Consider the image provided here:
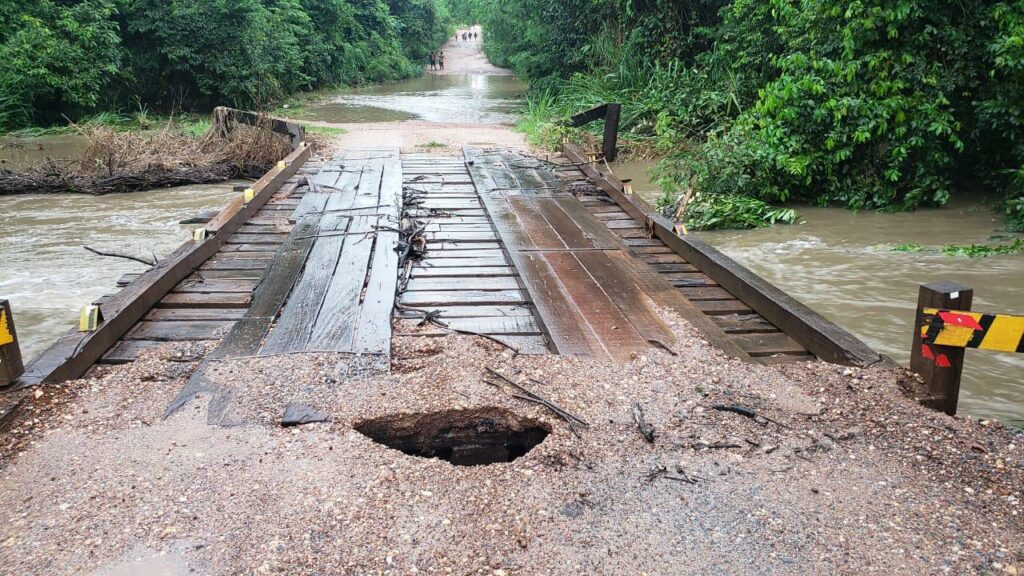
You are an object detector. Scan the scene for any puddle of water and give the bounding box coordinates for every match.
[0,183,243,362]
[292,74,527,125]
[610,159,1024,423]
[0,133,90,171]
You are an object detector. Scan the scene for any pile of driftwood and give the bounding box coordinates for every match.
[0,116,291,196]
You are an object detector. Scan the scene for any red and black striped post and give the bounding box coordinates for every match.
[911,282,972,415]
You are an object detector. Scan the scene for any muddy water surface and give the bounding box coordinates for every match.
[0,133,90,171]
[612,160,1024,423]
[290,74,527,125]
[0,184,242,361]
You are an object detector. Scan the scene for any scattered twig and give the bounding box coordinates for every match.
[646,338,677,356]
[712,403,791,429]
[484,368,589,435]
[631,402,656,443]
[83,246,157,266]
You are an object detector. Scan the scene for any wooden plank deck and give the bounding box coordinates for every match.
[464,147,747,361]
[397,154,549,355]
[552,149,820,364]
[259,148,403,357]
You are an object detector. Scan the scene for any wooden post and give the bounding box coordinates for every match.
[911,282,972,415]
[602,103,621,162]
[0,300,25,387]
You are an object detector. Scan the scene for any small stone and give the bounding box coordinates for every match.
[281,404,330,427]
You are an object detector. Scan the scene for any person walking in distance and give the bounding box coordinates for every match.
[437,50,445,71]
[428,51,436,71]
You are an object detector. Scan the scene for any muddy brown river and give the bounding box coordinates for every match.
[614,160,1024,424]
[0,184,241,360]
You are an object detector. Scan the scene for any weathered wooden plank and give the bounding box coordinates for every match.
[397,316,541,335]
[424,249,505,259]
[126,321,235,341]
[159,293,251,309]
[733,332,808,357]
[195,269,265,280]
[308,151,389,352]
[406,277,521,292]
[351,153,403,355]
[541,252,649,361]
[416,257,509,268]
[208,216,320,358]
[508,196,565,250]
[145,308,247,322]
[411,266,515,278]
[678,287,734,301]
[711,314,779,334]
[225,233,288,245]
[261,157,362,354]
[693,300,755,316]
[424,231,498,242]
[394,305,534,318]
[200,258,272,271]
[400,290,529,306]
[173,278,258,294]
[573,250,675,348]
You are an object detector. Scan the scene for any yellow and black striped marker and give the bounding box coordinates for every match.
[921,308,1024,353]
[79,305,104,332]
[0,309,13,346]
[193,228,207,242]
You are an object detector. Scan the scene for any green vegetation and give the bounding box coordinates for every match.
[0,0,452,132]
[461,0,1024,231]
[415,141,446,148]
[305,125,348,137]
[892,239,1024,257]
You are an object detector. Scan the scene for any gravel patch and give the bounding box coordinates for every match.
[0,313,1021,575]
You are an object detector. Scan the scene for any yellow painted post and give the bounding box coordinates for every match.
[0,300,25,387]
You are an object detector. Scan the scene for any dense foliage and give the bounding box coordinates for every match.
[0,0,451,129]
[464,0,1024,230]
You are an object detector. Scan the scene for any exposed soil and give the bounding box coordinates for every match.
[0,310,1021,575]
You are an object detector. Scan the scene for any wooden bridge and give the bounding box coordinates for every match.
[0,124,887,422]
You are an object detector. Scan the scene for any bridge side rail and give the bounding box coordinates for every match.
[561,141,887,368]
[16,143,312,388]
[213,106,306,150]
[565,103,621,162]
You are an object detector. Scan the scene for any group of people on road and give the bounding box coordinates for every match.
[459,31,479,41]
[428,50,445,70]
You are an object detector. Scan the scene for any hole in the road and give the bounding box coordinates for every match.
[355,408,549,466]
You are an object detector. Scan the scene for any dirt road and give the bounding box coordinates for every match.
[1,28,1022,576]
[431,26,511,76]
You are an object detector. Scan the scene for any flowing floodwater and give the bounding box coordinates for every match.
[0,133,90,171]
[0,184,242,361]
[288,74,527,125]
[612,159,1024,424]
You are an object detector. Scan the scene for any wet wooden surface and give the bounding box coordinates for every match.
[551,153,816,364]
[397,154,549,355]
[465,147,727,361]
[260,148,403,357]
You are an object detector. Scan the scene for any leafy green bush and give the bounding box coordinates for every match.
[0,0,450,130]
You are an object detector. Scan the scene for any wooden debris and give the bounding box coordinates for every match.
[631,401,656,442]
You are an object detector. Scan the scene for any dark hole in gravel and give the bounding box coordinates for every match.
[355,408,549,466]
